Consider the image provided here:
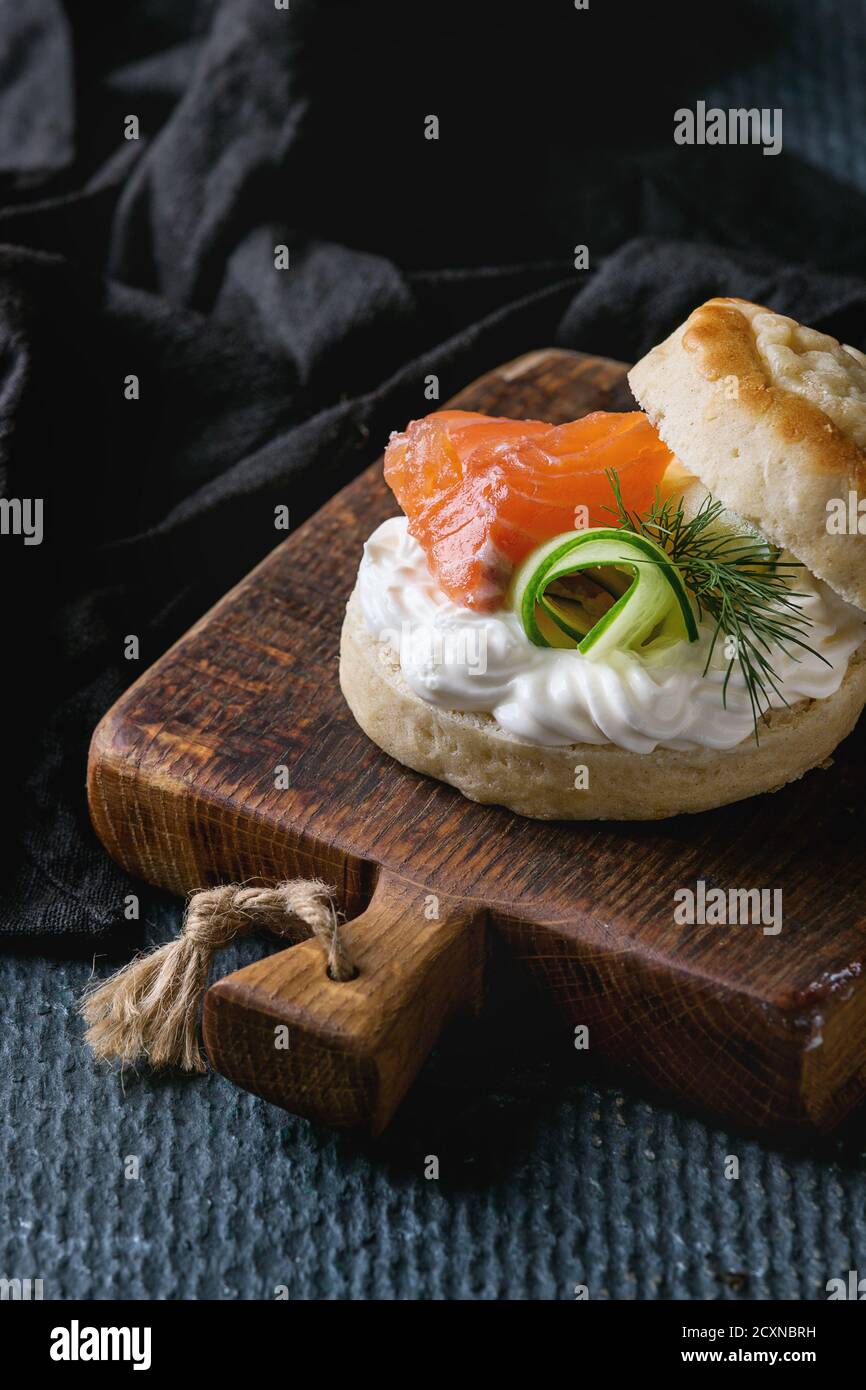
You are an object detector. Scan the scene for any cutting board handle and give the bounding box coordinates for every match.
[202,870,486,1132]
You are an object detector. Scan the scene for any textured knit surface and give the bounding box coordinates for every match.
[4,0,866,1301]
[4,904,866,1300]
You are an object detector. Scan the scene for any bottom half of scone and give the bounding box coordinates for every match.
[339,587,866,821]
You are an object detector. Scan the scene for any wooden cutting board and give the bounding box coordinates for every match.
[88,348,866,1137]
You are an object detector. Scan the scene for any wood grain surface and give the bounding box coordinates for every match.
[88,348,866,1136]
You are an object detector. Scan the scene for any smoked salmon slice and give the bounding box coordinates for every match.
[383,409,673,611]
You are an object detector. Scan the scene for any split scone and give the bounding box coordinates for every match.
[340,299,866,819]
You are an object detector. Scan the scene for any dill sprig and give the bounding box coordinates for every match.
[604,469,828,740]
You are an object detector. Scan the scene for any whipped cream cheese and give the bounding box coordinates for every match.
[357,517,866,753]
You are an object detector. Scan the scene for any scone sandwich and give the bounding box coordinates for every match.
[340,298,866,819]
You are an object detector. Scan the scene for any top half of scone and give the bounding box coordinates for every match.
[629,296,866,611]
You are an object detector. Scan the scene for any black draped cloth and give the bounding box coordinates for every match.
[5,0,866,940]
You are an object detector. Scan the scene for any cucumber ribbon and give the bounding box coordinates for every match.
[509,527,698,659]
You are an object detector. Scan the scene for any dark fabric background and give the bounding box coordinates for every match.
[3,0,866,1301]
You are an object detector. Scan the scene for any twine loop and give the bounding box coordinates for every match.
[80,878,356,1073]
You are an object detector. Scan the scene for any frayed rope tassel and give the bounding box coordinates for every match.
[80,879,356,1073]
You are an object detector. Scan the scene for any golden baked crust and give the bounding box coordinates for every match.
[630,297,866,609]
[340,587,866,821]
